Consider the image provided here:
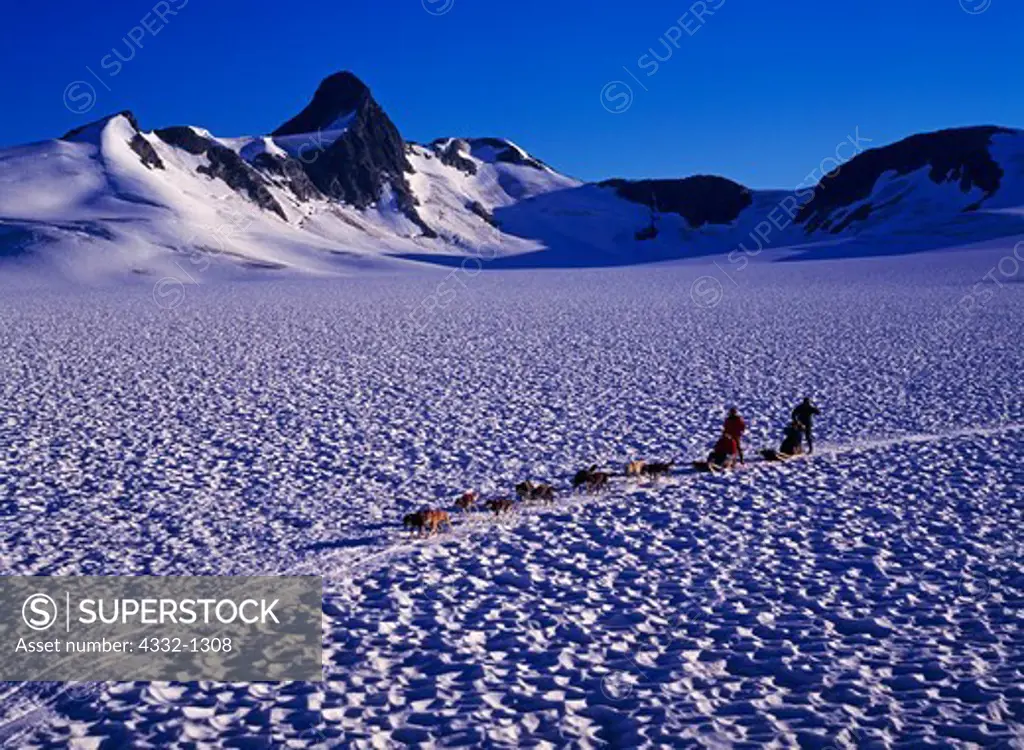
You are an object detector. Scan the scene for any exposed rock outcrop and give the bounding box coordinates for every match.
[601,176,753,228]
[199,146,287,220]
[466,200,497,226]
[128,135,164,170]
[795,126,1011,233]
[273,72,433,237]
[155,127,287,220]
[433,139,478,175]
[61,111,163,170]
[273,72,371,137]
[252,153,322,202]
[153,126,211,155]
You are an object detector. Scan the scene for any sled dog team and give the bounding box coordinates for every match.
[402,398,820,536]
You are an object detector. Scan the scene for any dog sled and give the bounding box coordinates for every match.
[691,459,730,473]
[760,448,802,462]
[692,447,809,472]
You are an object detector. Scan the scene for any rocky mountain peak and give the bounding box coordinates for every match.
[272,72,372,136]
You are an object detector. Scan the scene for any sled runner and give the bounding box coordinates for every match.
[692,460,734,473]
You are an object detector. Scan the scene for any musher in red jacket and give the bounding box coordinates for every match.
[708,432,739,470]
[723,407,746,464]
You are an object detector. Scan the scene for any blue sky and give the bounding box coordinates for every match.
[2,0,1021,187]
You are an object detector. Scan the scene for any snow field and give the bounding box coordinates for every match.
[0,247,1021,746]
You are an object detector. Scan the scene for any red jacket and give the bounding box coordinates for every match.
[724,414,746,442]
[714,434,738,456]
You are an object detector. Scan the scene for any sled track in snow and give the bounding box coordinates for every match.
[806,421,1024,457]
[308,420,1024,586]
[2,421,1020,743]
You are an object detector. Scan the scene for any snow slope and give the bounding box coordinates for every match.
[0,115,429,282]
[0,115,582,282]
[2,71,1024,281]
[0,245,1021,747]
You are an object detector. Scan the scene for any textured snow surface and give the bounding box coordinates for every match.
[0,248,1022,747]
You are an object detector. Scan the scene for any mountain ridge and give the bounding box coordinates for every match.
[1,71,1023,282]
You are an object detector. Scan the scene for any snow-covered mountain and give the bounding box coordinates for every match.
[1,71,1023,281]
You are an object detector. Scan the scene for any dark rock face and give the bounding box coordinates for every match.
[61,111,163,170]
[155,127,287,220]
[601,176,753,228]
[796,126,1012,233]
[408,209,438,239]
[252,153,322,202]
[273,71,433,237]
[273,72,370,137]
[305,99,412,208]
[433,139,477,175]
[466,200,497,226]
[153,126,211,155]
[198,146,287,221]
[494,149,546,171]
[128,134,164,170]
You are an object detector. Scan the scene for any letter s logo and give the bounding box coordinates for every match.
[23,594,58,631]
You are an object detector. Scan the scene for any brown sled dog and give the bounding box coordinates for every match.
[455,490,479,512]
[642,461,674,479]
[403,509,451,536]
[487,498,516,516]
[573,465,612,493]
[403,512,426,534]
[422,509,451,535]
[516,480,555,503]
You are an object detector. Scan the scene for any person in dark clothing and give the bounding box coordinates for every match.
[779,420,805,457]
[791,397,820,453]
[723,407,746,464]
